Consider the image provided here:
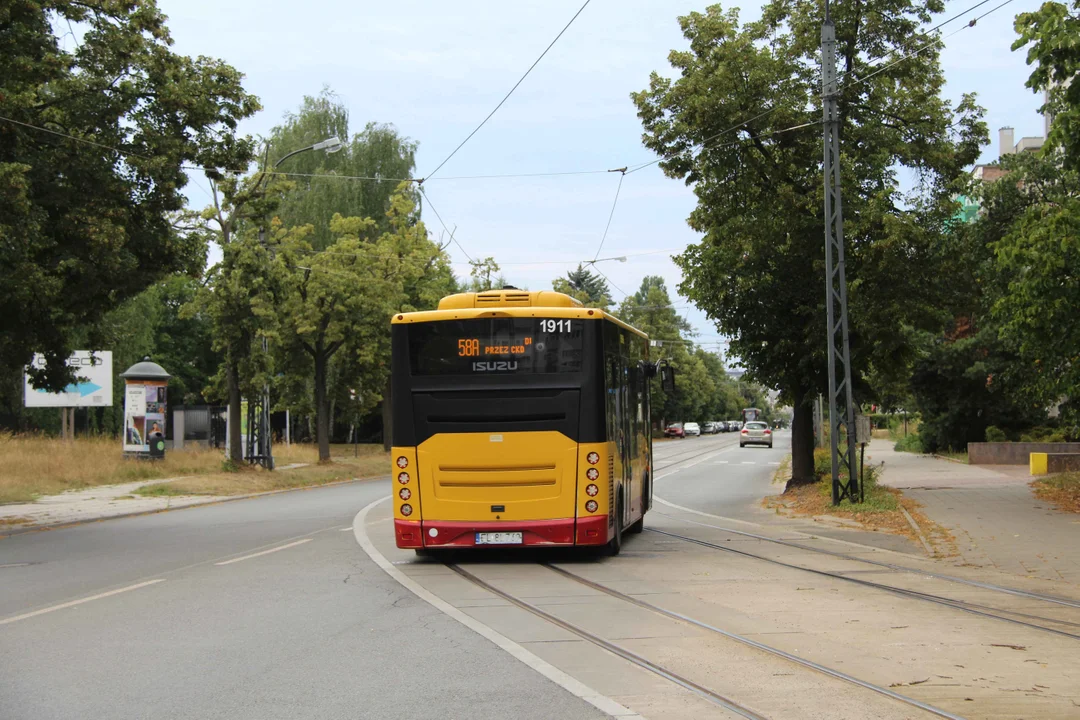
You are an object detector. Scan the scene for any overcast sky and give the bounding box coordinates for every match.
[155,0,1046,363]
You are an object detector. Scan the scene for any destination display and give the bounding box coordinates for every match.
[408,318,584,375]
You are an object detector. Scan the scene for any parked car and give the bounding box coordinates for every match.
[664,422,685,438]
[718,421,730,432]
[683,422,701,437]
[729,420,742,431]
[702,421,720,434]
[740,421,773,448]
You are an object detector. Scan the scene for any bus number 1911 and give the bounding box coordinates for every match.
[541,319,573,333]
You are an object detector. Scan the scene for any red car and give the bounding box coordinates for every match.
[664,423,686,438]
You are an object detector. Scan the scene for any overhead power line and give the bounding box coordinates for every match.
[590,168,628,261]
[418,186,474,263]
[423,0,593,181]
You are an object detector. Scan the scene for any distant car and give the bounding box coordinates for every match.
[684,422,701,437]
[740,421,773,448]
[718,421,730,432]
[702,421,719,434]
[664,423,685,439]
[730,420,742,431]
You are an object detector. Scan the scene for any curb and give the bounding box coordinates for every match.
[899,505,935,557]
[0,475,388,539]
[931,454,968,465]
[351,498,643,720]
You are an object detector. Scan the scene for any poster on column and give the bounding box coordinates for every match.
[124,381,167,452]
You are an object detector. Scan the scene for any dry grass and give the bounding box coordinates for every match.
[1032,473,1080,514]
[0,434,225,504]
[136,443,388,497]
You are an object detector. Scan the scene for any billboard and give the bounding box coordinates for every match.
[24,351,113,408]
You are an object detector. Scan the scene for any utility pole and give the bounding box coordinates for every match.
[821,2,860,503]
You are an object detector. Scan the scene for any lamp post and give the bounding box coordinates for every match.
[247,136,345,470]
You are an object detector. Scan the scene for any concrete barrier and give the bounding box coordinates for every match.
[1031,453,1080,475]
[969,442,1080,465]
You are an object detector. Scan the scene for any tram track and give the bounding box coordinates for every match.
[447,561,965,720]
[648,526,1080,641]
[650,510,1080,609]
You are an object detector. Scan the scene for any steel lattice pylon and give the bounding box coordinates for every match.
[821,14,860,504]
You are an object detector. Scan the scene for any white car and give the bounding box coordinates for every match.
[740,421,773,448]
[683,422,701,436]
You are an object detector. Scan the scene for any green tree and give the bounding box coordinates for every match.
[265,90,419,249]
[0,0,259,392]
[468,257,506,291]
[1014,0,1080,171]
[632,3,985,482]
[271,189,452,461]
[552,264,613,309]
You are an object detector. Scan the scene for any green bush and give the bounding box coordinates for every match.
[985,426,1007,442]
[894,433,923,453]
[813,447,831,481]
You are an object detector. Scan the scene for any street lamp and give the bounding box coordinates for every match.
[249,136,345,470]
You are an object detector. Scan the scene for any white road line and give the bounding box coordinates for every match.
[353,498,645,720]
[713,460,729,464]
[741,461,756,465]
[0,579,165,626]
[769,462,781,466]
[340,527,355,532]
[214,538,312,566]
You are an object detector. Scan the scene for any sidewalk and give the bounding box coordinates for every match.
[0,463,311,533]
[869,439,1080,585]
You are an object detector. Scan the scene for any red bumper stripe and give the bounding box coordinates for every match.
[395,516,610,548]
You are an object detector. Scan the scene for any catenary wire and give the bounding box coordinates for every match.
[418,186,474,263]
[423,0,593,181]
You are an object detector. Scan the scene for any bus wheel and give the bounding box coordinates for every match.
[627,515,644,534]
[606,499,623,556]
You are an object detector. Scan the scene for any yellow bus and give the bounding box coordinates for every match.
[389,288,670,555]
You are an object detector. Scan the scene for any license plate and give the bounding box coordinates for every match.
[475,532,523,545]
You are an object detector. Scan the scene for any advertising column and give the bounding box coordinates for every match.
[120,358,171,458]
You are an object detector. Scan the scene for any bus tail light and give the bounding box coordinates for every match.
[586,467,599,480]
[585,500,598,513]
[586,484,599,497]
[399,488,411,500]
[400,503,413,517]
[587,452,600,465]
[398,472,410,484]
[396,456,408,468]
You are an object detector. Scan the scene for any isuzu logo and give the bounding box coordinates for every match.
[472,361,518,372]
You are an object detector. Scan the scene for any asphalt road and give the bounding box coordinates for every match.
[0,481,607,720]
[653,429,788,523]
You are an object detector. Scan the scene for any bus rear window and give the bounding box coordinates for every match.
[408,318,584,375]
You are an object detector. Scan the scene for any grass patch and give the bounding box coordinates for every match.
[0,434,226,505]
[894,432,923,453]
[1032,473,1080,514]
[764,447,951,552]
[935,450,968,464]
[134,444,388,497]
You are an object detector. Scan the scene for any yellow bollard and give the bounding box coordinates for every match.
[1030,452,1048,476]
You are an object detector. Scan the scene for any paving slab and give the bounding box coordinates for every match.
[871,439,1080,584]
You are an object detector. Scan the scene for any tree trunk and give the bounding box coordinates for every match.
[227,360,242,464]
[788,398,816,488]
[314,351,331,463]
[381,376,392,451]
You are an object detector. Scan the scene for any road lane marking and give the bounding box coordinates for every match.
[214,538,312,566]
[353,499,644,720]
[769,462,781,466]
[741,461,755,465]
[713,460,729,464]
[0,579,165,626]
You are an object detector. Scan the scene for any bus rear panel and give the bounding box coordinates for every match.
[390,290,650,550]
